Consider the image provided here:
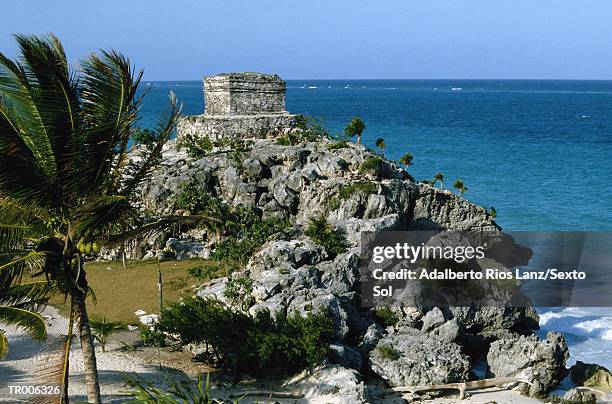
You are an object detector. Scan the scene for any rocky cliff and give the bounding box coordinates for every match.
[124,133,571,402]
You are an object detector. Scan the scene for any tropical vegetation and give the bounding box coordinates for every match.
[90,317,126,353]
[155,296,334,376]
[399,152,413,171]
[433,172,444,190]
[454,179,468,196]
[344,117,366,144]
[0,34,189,403]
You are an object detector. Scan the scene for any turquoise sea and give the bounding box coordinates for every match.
[139,80,612,368]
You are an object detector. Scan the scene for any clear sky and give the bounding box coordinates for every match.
[1,0,611,80]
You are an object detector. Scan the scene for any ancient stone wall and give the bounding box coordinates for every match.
[177,72,296,141]
[204,73,286,115]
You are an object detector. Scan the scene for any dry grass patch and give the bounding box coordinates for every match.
[48,259,228,324]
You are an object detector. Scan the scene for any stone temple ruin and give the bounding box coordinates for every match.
[177,72,296,141]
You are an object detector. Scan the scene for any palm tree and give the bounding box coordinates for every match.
[399,153,413,171]
[375,138,386,156]
[0,34,194,403]
[453,179,468,197]
[344,117,366,144]
[433,172,444,190]
[90,317,126,353]
[489,206,497,219]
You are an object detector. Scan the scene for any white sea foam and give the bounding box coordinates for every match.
[538,307,612,369]
[539,307,612,340]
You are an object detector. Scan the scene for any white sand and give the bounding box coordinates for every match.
[0,307,176,402]
[0,308,545,403]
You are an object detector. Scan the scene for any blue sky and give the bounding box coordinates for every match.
[1,0,611,80]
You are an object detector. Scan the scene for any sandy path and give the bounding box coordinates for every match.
[0,307,191,402]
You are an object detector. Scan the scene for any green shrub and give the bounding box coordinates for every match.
[177,132,214,158]
[373,307,399,327]
[211,216,290,263]
[358,156,384,177]
[305,217,349,258]
[187,264,227,281]
[338,181,377,200]
[276,115,328,145]
[175,181,291,263]
[377,344,401,361]
[126,374,224,403]
[139,327,166,348]
[327,197,341,211]
[156,296,334,376]
[223,276,254,310]
[327,140,349,150]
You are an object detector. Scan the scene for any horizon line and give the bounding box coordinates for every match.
[142,77,612,82]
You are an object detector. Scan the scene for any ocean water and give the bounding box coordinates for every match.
[139,79,612,368]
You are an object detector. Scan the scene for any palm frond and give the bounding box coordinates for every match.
[0,329,8,359]
[0,251,48,287]
[0,306,46,342]
[28,309,74,404]
[0,280,54,309]
[79,49,143,196]
[72,195,137,240]
[121,91,181,195]
[105,214,219,248]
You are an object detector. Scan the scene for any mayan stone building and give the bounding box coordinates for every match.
[177,72,296,141]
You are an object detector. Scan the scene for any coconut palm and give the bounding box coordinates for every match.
[344,117,366,144]
[0,34,196,403]
[489,206,497,219]
[90,317,126,353]
[433,172,444,190]
[453,179,468,197]
[375,138,386,156]
[399,153,413,171]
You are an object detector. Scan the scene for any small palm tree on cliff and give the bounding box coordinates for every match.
[344,117,366,144]
[454,179,468,197]
[433,172,444,190]
[375,138,386,156]
[489,206,497,218]
[399,153,413,172]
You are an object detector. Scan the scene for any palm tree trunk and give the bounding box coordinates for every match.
[73,296,101,404]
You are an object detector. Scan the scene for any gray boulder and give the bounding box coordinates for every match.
[369,329,470,387]
[487,331,569,397]
[562,388,597,404]
[328,343,363,370]
[284,364,367,404]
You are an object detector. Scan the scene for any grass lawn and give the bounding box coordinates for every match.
[48,259,228,325]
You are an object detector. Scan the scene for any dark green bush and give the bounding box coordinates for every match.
[177,132,214,158]
[276,115,329,145]
[139,327,166,348]
[156,296,334,376]
[358,156,384,177]
[175,181,291,263]
[305,217,349,258]
[377,344,401,361]
[374,307,399,326]
[338,181,377,200]
[187,264,226,281]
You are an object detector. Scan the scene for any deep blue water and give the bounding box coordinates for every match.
[140,79,612,232]
[139,79,612,368]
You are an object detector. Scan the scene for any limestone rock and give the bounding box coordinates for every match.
[487,331,569,397]
[570,361,612,390]
[562,388,597,404]
[284,364,367,404]
[328,343,363,370]
[369,330,470,387]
